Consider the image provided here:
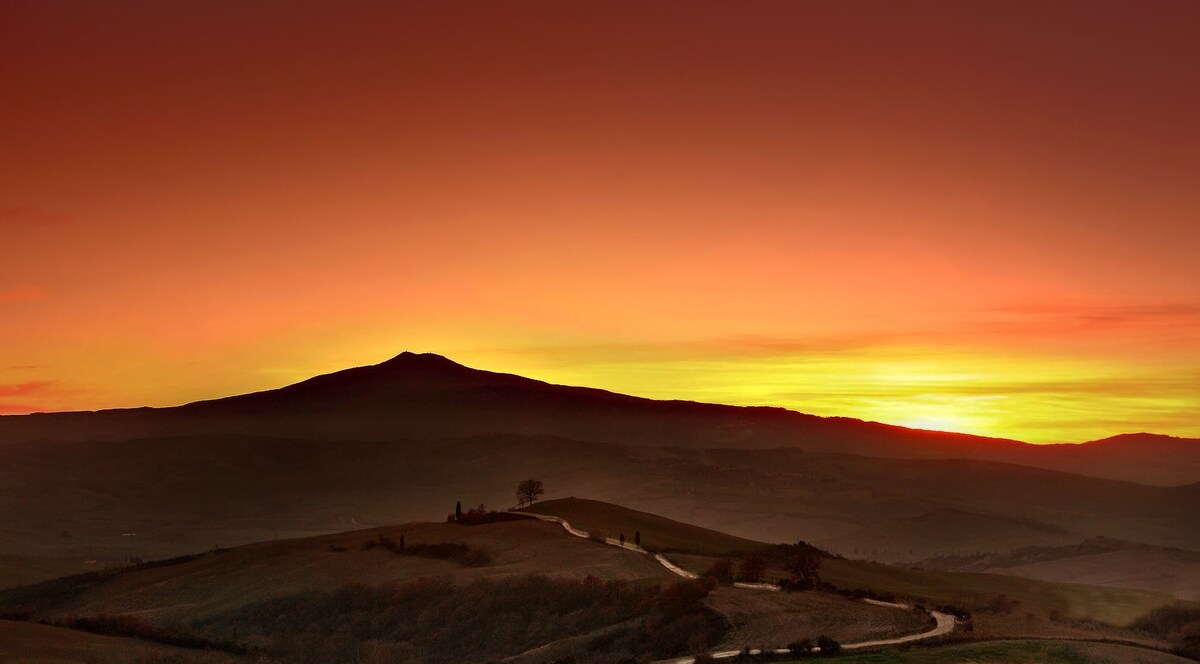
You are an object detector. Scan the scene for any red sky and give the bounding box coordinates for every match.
[2,1,1198,442]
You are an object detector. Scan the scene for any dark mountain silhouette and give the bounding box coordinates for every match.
[1,352,1196,485]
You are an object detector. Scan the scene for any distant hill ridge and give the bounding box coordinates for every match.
[1,351,1197,485]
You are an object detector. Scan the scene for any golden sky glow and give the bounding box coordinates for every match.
[2,2,1198,443]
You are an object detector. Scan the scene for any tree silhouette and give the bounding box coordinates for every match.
[634,530,641,547]
[455,500,462,521]
[516,479,545,507]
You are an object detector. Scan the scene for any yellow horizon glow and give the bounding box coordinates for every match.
[4,322,1196,444]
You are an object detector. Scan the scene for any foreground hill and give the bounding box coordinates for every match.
[2,352,1197,485]
[3,498,1191,662]
[0,518,671,623]
[0,510,926,663]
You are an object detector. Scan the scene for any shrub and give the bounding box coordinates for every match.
[703,558,735,584]
[788,638,813,655]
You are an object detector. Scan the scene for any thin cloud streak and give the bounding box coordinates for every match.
[0,206,72,227]
[0,287,46,303]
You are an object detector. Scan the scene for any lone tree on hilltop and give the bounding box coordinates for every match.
[455,500,462,521]
[516,479,545,507]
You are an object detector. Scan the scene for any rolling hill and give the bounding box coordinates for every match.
[4,498,1185,663]
[1,432,1197,579]
[1,352,1197,485]
[0,518,672,623]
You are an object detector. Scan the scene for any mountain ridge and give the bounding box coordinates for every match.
[1,351,1196,485]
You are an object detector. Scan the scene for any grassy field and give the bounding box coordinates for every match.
[781,639,1193,663]
[0,619,238,664]
[524,497,770,555]
[0,518,672,623]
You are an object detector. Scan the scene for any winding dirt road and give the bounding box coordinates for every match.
[519,512,957,660]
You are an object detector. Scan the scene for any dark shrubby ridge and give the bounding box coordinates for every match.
[193,574,725,664]
[1131,603,1200,659]
[0,611,245,655]
[61,614,246,654]
[361,534,493,567]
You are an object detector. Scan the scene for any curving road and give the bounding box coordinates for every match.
[518,511,957,661]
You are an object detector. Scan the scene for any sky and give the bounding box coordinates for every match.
[2,1,1198,443]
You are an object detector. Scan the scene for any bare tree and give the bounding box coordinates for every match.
[516,479,545,507]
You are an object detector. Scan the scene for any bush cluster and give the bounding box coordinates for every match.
[361,535,493,567]
[1131,603,1200,659]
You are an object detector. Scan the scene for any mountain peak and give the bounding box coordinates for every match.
[380,351,466,369]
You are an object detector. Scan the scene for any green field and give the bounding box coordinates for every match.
[524,497,768,555]
[782,639,1191,663]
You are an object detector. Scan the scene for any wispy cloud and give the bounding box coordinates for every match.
[0,381,56,397]
[982,301,1200,334]
[0,206,71,227]
[0,287,46,303]
[0,381,54,414]
[6,364,50,370]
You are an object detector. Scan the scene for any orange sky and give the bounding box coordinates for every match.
[2,1,1198,443]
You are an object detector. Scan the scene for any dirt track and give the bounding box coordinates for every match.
[520,511,958,661]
